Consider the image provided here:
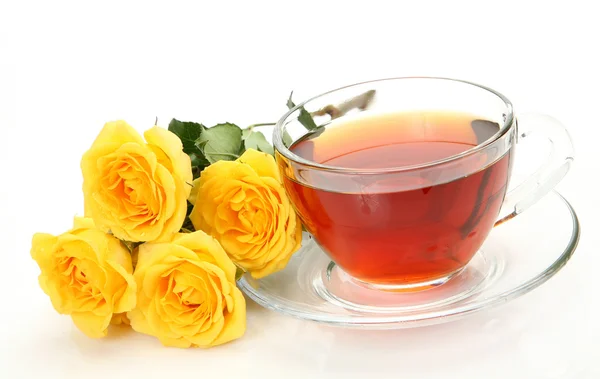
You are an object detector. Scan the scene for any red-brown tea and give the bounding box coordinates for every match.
[283,111,512,285]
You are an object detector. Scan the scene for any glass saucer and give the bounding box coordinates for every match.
[238,191,580,329]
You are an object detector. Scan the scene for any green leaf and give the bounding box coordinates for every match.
[168,119,211,169]
[235,266,245,281]
[186,200,194,217]
[243,130,275,155]
[195,123,243,164]
[189,152,209,168]
[191,166,202,180]
[180,201,195,232]
[287,92,318,131]
[242,128,252,139]
[168,119,205,154]
[282,130,293,147]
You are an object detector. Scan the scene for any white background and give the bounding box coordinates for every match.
[0,1,598,378]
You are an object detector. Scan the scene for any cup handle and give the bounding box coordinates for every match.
[495,114,575,226]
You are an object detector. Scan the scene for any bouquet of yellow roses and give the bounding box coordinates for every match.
[30,114,304,348]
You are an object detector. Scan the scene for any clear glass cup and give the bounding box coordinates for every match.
[273,77,574,290]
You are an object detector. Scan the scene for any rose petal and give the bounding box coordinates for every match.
[89,120,145,147]
[71,311,112,339]
[174,231,236,283]
[72,217,96,231]
[144,126,192,198]
[106,260,137,313]
[210,287,246,346]
[237,149,281,181]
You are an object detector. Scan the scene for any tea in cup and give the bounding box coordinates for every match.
[274,78,573,290]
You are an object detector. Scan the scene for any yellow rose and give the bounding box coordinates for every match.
[81,120,192,242]
[111,313,130,326]
[128,231,245,348]
[189,149,302,278]
[30,217,136,338]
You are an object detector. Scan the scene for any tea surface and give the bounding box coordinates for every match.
[285,111,511,285]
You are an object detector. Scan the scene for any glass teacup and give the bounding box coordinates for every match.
[274,77,574,290]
